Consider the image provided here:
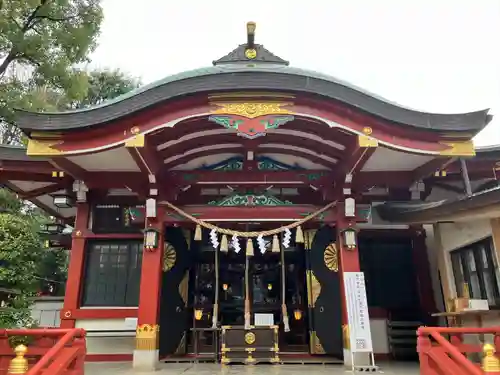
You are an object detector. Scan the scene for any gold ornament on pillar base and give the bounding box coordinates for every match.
[194,225,202,241]
[272,234,280,252]
[482,343,500,372]
[295,226,304,243]
[8,345,28,374]
[135,324,160,351]
[246,238,254,256]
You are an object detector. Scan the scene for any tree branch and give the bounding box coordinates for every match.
[0,52,15,77]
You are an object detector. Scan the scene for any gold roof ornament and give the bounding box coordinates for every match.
[245,22,257,60]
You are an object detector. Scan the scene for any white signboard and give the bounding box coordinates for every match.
[343,272,373,353]
[254,313,274,326]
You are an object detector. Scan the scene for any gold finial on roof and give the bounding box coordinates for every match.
[247,22,256,35]
[246,22,256,49]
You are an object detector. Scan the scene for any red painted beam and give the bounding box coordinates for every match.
[0,171,70,183]
[412,157,455,181]
[20,181,69,199]
[127,136,163,175]
[163,205,336,222]
[163,146,337,170]
[157,133,345,162]
[166,170,332,186]
[0,159,54,173]
[51,157,87,179]
[335,137,377,184]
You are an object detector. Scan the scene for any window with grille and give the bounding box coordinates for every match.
[92,205,144,233]
[451,237,500,307]
[81,241,143,307]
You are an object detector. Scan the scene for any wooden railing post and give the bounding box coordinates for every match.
[417,333,433,375]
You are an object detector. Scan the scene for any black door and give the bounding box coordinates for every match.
[306,225,343,358]
[159,226,191,356]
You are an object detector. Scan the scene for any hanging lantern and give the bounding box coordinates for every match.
[144,228,160,251]
[267,283,273,291]
[194,309,203,320]
[40,223,65,234]
[223,283,229,291]
[341,228,357,250]
[294,309,302,320]
[52,191,74,208]
[345,197,356,217]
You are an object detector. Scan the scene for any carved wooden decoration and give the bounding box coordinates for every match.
[324,243,339,272]
[162,243,177,272]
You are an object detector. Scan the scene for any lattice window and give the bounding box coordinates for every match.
[81,240,143,307]
[451,237,500,306]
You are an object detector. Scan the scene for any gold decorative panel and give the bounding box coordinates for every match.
[245,332,256,345]
[304,229,317,250]
[136,324,159,350]
[324,243,339,272]
[26,139,63,156]
[306,270,321,307]
[309,331,325,354]
[210,102,293,119]
[162,242,176,272]
[439,141,475,157]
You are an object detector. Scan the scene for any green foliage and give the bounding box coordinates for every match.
[0,0,104,144]
[0,213,43,328]
[0,213,43,292]
[72,69,141,108]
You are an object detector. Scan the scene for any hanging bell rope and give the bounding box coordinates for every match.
[281,235,290,332]
[212,246,220,329]
[161,200,337,238]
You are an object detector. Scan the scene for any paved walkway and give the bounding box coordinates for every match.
[84,362,420,374]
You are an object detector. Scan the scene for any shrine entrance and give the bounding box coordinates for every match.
[159,223,343,363]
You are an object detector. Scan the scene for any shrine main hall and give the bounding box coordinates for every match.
[1,22,497,371]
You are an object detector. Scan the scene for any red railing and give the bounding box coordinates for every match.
[418,326,500,375]
[0,328,86,375]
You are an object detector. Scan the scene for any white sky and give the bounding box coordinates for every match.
[90,0,500,147]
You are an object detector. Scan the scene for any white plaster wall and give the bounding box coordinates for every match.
[370,319,389,354]
[30,297,63,327]
[75,319,135,355]
[437,220,493,297]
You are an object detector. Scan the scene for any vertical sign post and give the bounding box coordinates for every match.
[343,272,377,371]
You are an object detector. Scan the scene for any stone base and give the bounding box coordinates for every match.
[343,349,371,367]
[133,349,159,371]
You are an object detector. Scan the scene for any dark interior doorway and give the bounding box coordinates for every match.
[187,225,310,355]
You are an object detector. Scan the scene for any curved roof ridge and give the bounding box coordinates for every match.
[15,65,490,117]
[13,65,492,133]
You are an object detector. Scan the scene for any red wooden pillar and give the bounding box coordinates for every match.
[60,203,89,329]
[133,206,165,371]
[337,202,362,364]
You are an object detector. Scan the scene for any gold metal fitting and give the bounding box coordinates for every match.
[8,345,28,374]
[482,343,500,373]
